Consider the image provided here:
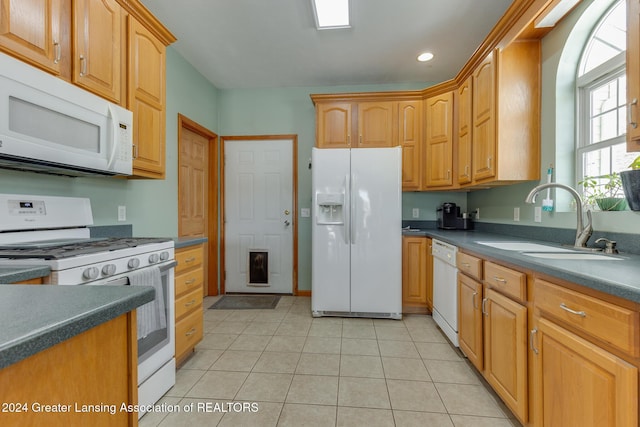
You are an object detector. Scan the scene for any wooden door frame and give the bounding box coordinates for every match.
[220,134,299,295]
[177,114,219,296]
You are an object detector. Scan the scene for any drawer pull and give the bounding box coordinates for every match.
[492,276,507,283]
[185,257,196,263]
[184,278,196,285]
[461,262,470,268]
[560,303,587,318]
[185,299,196,307]
[530,328,539,355]
[185,328,197,336]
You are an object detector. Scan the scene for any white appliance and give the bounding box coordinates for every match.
[0,53,132,177]
[0,194,174,418]
[432,239,459,346]
[311,147,402,319]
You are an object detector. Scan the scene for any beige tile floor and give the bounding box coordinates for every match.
[140,296,522,427]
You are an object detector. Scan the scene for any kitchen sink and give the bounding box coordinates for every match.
[521,252,624,261]
[475,241,574,252]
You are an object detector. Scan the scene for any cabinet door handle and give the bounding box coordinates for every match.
[481,297,488,316]
[487,156,491,169]
[629,98,638,129]
[132,144,138,159]
[472,291,478,309]
[185,328,197,336]
[492,276,507,284]
[530,328,539,355]
[465,165,470,177]
[559,303,587,318]
[79,55,86,76]
[447,170,451,181]
[53,41,61,64]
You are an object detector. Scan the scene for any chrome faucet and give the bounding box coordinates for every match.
[524,183,593,248]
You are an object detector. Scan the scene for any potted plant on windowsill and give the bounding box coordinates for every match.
[621,156,640,211]
[579,172,627,211]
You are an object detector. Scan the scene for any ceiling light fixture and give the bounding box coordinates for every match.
[417,52,434,62]
[312,0,350,30]
[534,0,580,28]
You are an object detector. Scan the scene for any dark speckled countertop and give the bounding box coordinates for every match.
[0,285,154,369]
[0,266,50,283]
[403,228,640,304]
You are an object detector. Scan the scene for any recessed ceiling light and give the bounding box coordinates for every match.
[417,52,434,62]
[312,0,350,30]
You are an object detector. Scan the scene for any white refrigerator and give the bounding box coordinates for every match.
[311,147,402,319]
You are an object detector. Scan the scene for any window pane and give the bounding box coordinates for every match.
[591,80,618,116]
[619,75,627,107]
[592,110,619,143]
[612,143,637,172]
[584,148,611,177]
[579,1,626,76]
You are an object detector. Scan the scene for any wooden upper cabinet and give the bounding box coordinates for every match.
[398,100,422,190]
[73,0,124,104]
[472,41,541,184]
[128,16,166,178]
[0,0,65,76]
[627,0,640,150]
[424,91,454,188]
[457,77,472,185]
[472,53,496,181]
[358,101,396,148]
[316,102,352,148]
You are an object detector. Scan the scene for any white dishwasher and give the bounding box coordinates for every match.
[431,239,459,347]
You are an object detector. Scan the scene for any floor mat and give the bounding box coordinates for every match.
[209,295,281,310]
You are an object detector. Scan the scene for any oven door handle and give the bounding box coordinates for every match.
[104,277,130,286]
[158,260,177,272]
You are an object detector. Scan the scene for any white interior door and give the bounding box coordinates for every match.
[225,139,293,293]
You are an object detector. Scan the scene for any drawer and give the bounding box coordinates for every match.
[457,252,482,281]
[535,279,640,356]
[176,309,204,361]
[484,261,526,302]
[175,286,203,320]
[175,268,204,297]
[175,245,204,274]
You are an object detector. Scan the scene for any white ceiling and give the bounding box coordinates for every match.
[140,0,514,90]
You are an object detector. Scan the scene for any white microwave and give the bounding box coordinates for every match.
[0,53,132,177]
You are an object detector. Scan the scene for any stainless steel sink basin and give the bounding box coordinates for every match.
[521,252,623,261]
[475,241,574,252]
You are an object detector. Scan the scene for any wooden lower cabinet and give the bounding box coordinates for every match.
[457,272,483,371]
[532,317,638,427]
[0,312,138,426]
[484,287,528,423]
[13,277,44,284]
[175,244,205,365]
[401,236,432,313]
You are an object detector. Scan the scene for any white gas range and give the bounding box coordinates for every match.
[0,194,176,418]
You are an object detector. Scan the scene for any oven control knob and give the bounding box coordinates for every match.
[83,267,99,280]
[148,253,160,264]
[128,258,140,269]
[160,251,170,261]
[102,264,116,276]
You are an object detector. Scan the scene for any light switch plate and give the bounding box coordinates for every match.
[534,206,542,223]
[514,207,520,222]
[301,208,310,217]
[118,205,126,222]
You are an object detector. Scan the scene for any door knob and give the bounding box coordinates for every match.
[284,209,290,215]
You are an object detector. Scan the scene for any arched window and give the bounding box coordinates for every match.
[576,0,635,189]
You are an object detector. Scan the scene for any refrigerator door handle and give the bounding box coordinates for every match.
[351,172,356,245]
[344,174,350,245]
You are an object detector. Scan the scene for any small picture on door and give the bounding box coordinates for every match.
[248,250,269,286]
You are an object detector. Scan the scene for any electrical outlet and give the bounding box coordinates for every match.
[412,208,420,218]
[514,207,520,222]
[534,206,542,223]
[118,205,126,222]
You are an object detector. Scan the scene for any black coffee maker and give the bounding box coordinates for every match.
[436,202,459,230]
